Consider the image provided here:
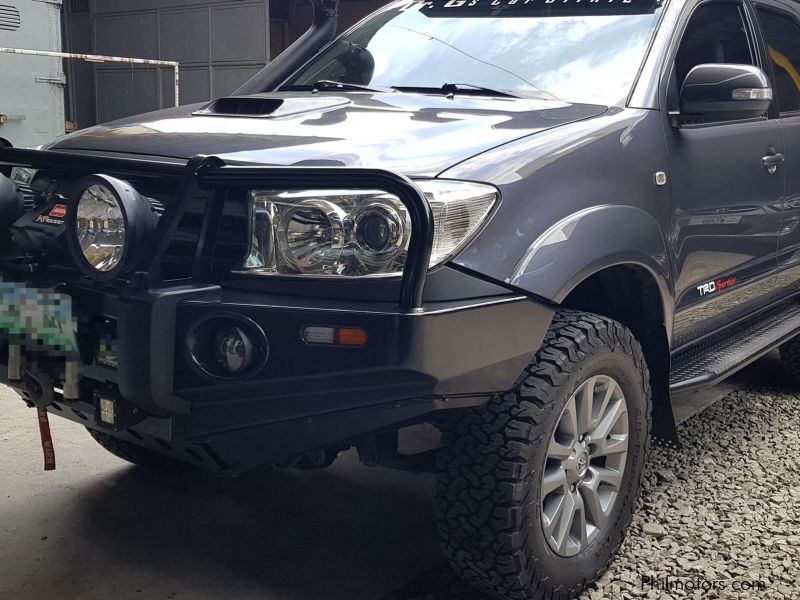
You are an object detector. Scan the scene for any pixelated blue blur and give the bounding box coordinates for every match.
[0,279,77,355]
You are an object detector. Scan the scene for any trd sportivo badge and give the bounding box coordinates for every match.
[697,277,737,297]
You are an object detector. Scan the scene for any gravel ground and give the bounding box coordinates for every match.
[586,365,800,600]
[387,357,800,600]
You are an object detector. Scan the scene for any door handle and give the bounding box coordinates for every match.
[762,152,785,174]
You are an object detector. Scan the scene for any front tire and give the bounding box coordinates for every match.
[435,310,651,599]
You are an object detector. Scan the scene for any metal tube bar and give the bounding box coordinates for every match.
[0,47,181,107]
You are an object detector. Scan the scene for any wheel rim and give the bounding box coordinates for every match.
[540,375,630,557]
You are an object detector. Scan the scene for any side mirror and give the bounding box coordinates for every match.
[677,64,772,125]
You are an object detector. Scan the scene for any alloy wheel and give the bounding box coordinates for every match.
[540,375,630,557]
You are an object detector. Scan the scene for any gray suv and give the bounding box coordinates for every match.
[2,0,800,598]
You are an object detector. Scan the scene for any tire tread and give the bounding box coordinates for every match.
[435,310,652,600]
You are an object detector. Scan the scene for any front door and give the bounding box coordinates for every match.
[755,0,800,298]
[665,0,785,348]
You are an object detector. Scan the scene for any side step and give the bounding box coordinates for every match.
[670,298,800,393]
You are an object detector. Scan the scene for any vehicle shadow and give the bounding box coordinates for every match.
[1,357,787,600]
[61,454,442,600]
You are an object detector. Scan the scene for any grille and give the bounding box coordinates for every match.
[15,182,36,210]
[159,192,249,281]
[0,5,21,31]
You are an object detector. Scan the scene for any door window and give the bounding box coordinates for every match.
[757,7,800,114]
[674,3,756,89]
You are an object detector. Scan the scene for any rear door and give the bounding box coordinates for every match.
[754,0,800,298]
[664,0,785,347]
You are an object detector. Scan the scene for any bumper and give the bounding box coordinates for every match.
[0,148,553,473]
[3,285,553,474]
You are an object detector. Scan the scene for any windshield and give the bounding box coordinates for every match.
[285,0,664,106]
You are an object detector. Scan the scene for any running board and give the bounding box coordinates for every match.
[670,298,800,393]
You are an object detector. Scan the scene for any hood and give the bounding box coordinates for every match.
[51,92,608,177]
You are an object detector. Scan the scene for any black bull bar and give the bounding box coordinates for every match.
[0,147,435,310]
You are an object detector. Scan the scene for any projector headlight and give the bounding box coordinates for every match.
[67,175,159,280]
[238,180,497,278]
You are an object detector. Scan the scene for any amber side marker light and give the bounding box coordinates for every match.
[303,326,368,347]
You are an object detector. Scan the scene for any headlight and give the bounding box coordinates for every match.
[238,180,497,278]
[10,167,37,187]
[66,175,159,280]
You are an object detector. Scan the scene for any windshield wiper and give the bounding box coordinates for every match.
[311,79,383,92]
[392,83,521,99]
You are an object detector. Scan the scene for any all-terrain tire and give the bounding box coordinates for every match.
[435,310,651,600]
[86,428,189,471]
[780,336,800,386]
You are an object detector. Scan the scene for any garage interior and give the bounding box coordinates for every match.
[61,0,388,128]
[1,1,799,599]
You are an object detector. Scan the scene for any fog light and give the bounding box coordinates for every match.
[186,315,268,380]
[215,326,253,375]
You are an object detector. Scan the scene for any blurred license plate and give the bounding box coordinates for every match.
[0,281,78,355]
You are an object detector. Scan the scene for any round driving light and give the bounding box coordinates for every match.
[66,175,160,281]
[76,183,126,272]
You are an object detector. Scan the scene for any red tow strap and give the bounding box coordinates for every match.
[36,407,56,471]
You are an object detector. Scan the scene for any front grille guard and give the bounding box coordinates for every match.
[0,149,435,310]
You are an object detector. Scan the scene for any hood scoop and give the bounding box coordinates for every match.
[193,94,350,119]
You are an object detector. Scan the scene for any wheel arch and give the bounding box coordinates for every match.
[560,263,678,445]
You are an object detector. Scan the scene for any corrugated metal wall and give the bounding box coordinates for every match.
[78,0,270,124]
[0,0,65,148]
[63,0,389,128]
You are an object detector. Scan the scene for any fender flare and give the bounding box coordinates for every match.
[507,205,674,333]
[507,204,678,445]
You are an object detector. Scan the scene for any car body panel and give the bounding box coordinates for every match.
[48,93,607,178]
[444,108,674,323]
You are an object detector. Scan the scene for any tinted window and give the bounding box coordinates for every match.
[675,3,754,89]
[757,7,800,114]
[285,1,664,106]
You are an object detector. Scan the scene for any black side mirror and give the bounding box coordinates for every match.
[677,64,773,125]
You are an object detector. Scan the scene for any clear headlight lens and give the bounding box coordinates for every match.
[239,180,497,278]
[76,183,127,272]
[10,167,37,187]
